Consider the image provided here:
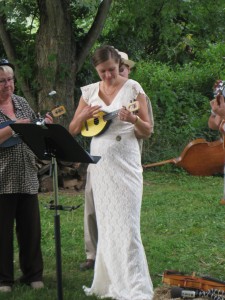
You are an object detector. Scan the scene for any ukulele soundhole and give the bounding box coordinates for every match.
[94,118,99,125]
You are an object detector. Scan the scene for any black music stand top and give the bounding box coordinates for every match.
[10,123,100,164]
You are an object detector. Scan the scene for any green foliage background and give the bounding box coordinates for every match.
[73,0,225,164]
[76,43,225,163]
[1,0,225,163]
[126,44,225,163]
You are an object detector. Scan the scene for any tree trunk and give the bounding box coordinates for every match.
[35,0,112,128]
[0,0,112,128]
[0,15,37,109]
[36,0,76,128]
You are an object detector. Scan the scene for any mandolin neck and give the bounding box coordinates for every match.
[103,110,120,121]
[102,101,139,122]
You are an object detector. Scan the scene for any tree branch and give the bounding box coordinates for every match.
[76,0,113,71]
[0,15,36,108]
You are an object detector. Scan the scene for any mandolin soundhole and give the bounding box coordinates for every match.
[94,118,99,125]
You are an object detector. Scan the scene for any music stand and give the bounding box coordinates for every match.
[10,123,100,300]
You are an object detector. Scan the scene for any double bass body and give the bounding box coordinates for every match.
[143,138,225,176]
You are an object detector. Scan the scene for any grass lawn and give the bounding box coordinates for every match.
[1,170,225,300]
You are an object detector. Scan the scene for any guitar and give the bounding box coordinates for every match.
[0,105,66,148]
[81,100,139,137]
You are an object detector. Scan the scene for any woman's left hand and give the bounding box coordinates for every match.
[118,107,136,124]
[44,112,53,124]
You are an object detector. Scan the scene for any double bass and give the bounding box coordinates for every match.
[144,80,225,176]
[143,138,225,176]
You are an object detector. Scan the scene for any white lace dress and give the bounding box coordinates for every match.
[82,79,154,300]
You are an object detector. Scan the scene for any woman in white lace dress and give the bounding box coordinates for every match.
[69,45,154,300]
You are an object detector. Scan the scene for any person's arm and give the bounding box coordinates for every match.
[133,93,152,138]
[0,118,31,144]
[208,96,225,130]
[0,125,15,144]
[208,114,222,130]
[118,93,152,139]
[69,97,101,136]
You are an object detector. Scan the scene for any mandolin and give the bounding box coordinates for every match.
[81,100,139,137]
[49,105,66,118]
[0,105,66,148]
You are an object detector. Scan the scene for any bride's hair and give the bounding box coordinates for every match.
[92,45,121,67]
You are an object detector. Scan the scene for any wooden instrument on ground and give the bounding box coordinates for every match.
[143,138,225,176]
[0,105,66,148]
[81,100,139,137]
[163,270,225,293]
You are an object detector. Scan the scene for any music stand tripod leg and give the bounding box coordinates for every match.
[52,156,63,300]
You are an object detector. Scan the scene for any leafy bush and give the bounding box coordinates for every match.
[132,43,225,164]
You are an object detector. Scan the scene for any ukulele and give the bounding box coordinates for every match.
[81,100,139,137]
[0,105,66,148]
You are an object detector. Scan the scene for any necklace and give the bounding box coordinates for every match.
[102,82,118,96]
